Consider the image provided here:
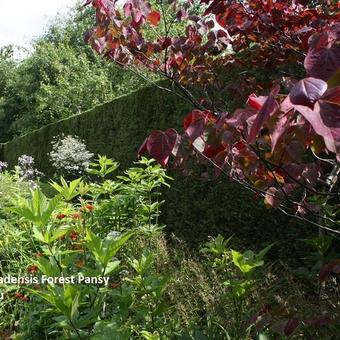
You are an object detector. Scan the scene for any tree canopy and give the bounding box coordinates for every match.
[85,0,340,233]
[0,3,148,142]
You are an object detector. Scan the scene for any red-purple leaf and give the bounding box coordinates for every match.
[304,31,340,81]
[132,8,143,24]
[184,110,213,142]
[264,187,282,208]
[247,93,267,110]
[319,100,340,129]
[145,129,179,166]
[319,260,340,282]
[286,140,305,162]
[321,86,340,103]
[292,102,337,153]
[319,100,340,148]
[137,137,148,158]
[248,85,280,143]
[305,315,331,327]
[214,149,230,177]
[284,318,299,336]
[270,111,293,152]
[203,144,225,158]
[289,77,327,109]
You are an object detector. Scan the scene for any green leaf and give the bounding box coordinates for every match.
[26,288,56,306]
[106,231,134,261]
[32,226,47,243]
[231,243,274,275]
[34,256,60,277]
[141,331,160,340]
[258,333,271,340]
[92,320,130,340]
[85,229,134,267]
[49,177,83,201]
[15,189,61,227]
[302,236,333,253]
[257,243,275,261]
[49,225,71,243]
[104,260,120,275]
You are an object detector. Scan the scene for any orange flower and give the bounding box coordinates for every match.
[86,204,95,212]
[21,296,30,302]
[109,282,120,289]
[71,213,81,219]
[70,231,78,242]
[80,204,95,213]
[56,213,66,220]
[15,292,29,302]
[27,265,38,274]
[15,292,23,299]
[75,259,85,268]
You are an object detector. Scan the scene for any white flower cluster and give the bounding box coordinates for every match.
[107,230,121,239]
[17,155,43,188]
[18,154,42,176]
[49,134,94,176]
[0,161,8,172]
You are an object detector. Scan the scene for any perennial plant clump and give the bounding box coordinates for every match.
[16,155,43,188]
[0,156,338,338]
[0,161,8,172]
[49,134,94,178]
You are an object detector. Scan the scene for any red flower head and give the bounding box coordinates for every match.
[27,265,38,274]
[86,204,95,212]
[70,231,78,242]
[15,292,23,299]
[75,259,85,268]
[56,213,66,220]
[21,296,30,302]
[71,213,81,220]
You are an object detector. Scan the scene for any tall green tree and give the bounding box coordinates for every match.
[0,3,147,142]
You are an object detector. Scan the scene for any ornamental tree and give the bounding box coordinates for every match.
[85,0,340,233]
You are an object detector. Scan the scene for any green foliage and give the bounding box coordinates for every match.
[0,83,191,175]
[0,84,303,253]
[85,229,134,267]
[231,244,274,276]
[15,189,61,227]
[0,160,339,338]
[49,177,84,201]
[0,157,173,338]
[88,155,120,179]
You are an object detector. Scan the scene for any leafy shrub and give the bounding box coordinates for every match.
[0,156,172,338]
[0,156,339,338]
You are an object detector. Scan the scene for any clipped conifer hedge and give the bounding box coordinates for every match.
[0,84,304,247]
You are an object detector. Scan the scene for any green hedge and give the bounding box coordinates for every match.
[0,84,308,248]
[0,84,191,174]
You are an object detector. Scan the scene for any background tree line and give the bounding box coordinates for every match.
[0,3,151,142]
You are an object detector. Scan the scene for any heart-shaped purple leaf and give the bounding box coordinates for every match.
[289,77,327,109]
